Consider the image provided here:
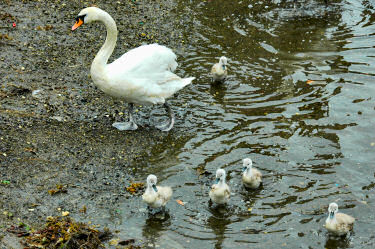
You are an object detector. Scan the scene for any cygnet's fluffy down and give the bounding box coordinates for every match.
[209,169,230,204]
[211,56,228,83]
[242,158,262,189]
[325,202,355,236]
[142,174,172,208]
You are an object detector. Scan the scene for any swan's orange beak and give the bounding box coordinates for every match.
[72,19,83,31]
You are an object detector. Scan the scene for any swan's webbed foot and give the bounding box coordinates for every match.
[155,102,175,132]
[112,103,138,131]
[112,121,138,131]
[147,206,166,215]
[156,119,174,132]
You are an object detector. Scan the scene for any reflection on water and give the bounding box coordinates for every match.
[325,235,352,249]
[114,0,375,248]
[142,214,172,245]
[207,212,231,249]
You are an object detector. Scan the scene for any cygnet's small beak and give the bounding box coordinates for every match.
[214,178,220,184]
[152,184,158,192]
[242,167,247,172]
[330,211,334,219]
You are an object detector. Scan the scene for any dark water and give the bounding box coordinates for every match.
[111,1,375,248]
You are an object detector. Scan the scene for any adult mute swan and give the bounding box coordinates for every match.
[242,158,262,189]
[209,169,230,205]
[325,202,355,236]
[142,174,172,208]
[72,7,194,131]
[211,56,228,83]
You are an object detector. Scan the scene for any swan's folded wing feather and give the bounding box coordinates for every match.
[104,44,193,103]
[211,64,218,74]
[253,168,262,179]
[337,213,355,225]
[107,43,178,76]
[224,185,231,198]
[158,186,173,202]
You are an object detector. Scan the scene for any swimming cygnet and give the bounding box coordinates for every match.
[142,174,172,208]
[209,169,230,205]
[211,56,228,82]
[325,202,355,236]
[242,158,262,189]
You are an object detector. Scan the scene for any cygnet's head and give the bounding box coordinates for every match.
[242,158,253,172]
[72,7,107,30]
[328,202,338,218]
[219,56,228,66]
[146,174,158,192]
[215,168,226,184]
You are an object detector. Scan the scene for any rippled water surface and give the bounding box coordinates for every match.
[113,1,375,248]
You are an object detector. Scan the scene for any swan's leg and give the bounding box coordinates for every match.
[112,103,138,131]
[155,102,175,132]
[147,206,163,215]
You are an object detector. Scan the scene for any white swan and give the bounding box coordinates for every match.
[325,202,355,236]
[72,7,194,131]
[209,169,230,205]
[242,158,262,189]
[142,174,172,208]
[211,56,228,82]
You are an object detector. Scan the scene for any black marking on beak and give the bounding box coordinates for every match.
[152,184,158,192]
[330,211,334,219]
[76,14,86,24]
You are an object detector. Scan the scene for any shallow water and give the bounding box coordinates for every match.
[109,0,375,248]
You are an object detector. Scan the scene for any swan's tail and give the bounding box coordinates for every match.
[157,76,195,101]
[181,77,195,87]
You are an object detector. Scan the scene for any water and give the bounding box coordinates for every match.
[114,1,375,248]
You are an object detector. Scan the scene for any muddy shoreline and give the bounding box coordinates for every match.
[1,0,192,247]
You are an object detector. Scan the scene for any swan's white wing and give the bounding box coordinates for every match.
[104,43,194,104]
[107,43,178,76]
[107,71,193,104]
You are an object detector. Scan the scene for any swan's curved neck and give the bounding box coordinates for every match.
[328,212,336,221]
[218,178,226,187]
[146,185,153,193]
[91,11,117,72]
[245,167,252,177]
[219,61,226,70]
[146,182,156,194]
